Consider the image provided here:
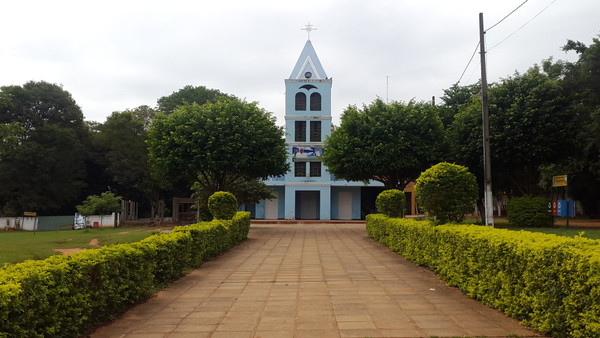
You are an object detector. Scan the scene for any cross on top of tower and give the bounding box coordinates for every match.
[301,22,317,40]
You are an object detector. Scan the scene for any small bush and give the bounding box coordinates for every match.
[376,189,406,217]
[414,162,478,223]
[208,191,238,220]
[506,196,553,227]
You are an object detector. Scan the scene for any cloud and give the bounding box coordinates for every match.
[1,0,599,125]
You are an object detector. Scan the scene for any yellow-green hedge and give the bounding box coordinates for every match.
[0,212,251,337]
[366,214,600,338]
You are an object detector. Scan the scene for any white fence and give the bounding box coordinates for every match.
[0,217,38,231]
[84,213,119,228]
[0,213,119,231]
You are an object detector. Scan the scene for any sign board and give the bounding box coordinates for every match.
[552,175,568,187]
[23,211,37,217]
[292,146,323,161]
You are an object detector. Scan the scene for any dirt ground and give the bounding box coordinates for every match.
[51,228,171,255]
[53,237,101,255]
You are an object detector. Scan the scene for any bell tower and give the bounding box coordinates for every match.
[282,24,333,220]
[258,23,371,221]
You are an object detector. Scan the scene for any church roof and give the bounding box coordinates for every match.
[289,40,328,80]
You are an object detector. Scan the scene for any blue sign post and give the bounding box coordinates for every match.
[552,175,571,226]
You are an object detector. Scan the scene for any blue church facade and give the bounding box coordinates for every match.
[253,38,385,220]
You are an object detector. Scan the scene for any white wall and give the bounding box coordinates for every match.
[0,217,37,231]
[86,213,119,228]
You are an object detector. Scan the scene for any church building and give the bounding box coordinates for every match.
[253,32,390,220]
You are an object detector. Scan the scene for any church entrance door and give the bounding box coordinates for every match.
[296,191,320,220]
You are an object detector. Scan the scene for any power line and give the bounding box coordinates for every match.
[485,0,529,32]
[456,41,480,84]
[488,0,559,52]
[465,60,481,84]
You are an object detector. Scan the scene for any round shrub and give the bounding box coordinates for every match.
[414,162,478,223]
[376,189,406,218]
[506,196,553,227]
[208,191,238,220]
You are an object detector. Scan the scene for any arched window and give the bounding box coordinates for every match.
[295,92,306,111]
[310,93,321,111]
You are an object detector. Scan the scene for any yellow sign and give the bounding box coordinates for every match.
[23,211,37,217]
[552,175,568,187]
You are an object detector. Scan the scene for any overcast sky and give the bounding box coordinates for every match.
[2,0,598,125]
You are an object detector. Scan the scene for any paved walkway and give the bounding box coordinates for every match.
[92,223,542,338]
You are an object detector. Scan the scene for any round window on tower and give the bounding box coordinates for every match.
[304,71,312,79]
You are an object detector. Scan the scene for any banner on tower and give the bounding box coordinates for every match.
[292,146,323,161]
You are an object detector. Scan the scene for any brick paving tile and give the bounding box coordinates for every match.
[91,223,544,337]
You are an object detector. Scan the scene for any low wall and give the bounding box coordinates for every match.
[0,217,37,231]
[0,214,119,231]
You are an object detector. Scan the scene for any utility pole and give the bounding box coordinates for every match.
[479,12,494,227]
[386,76,389,103]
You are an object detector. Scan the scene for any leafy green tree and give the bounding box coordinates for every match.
[92,106,162,216]
[76,191,122,215]
[0,81,89,215]
[414,162,478,223]
[0,81,87,136]
[561,38,600,177]
[439,82,480,127]
[447,66,572,197]
[157,85,230,114]
[544,37,600,217]
[491,66,572,195]
[0,122,24,158]
[323,99,444,189]
[148,97,289,216]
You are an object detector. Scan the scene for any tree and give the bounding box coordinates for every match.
[490,66,573,195]
[322,99,445,190]
[148,97,289,215]
[446,66,573,197]
[0,81,87,136]
[93,106,162,216]
[157,85,230,114]
[439,82,480,127]
[0,122,24,158]
[414,162,478,223]
[554,37,600,216]
[76,191,122,216]
[0,81,89,215]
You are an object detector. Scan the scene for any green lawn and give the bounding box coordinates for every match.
[0,227,168,266]
[463,217,600,240]
[501,226,600,240]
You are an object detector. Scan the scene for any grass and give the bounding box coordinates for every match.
[502,226,600,240]
[0,227,169,266]
[464,216,600,240]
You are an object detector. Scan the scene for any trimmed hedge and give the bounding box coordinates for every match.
[507,196,554,227]
[208,191,239,220]
[414,162,478,223]
[0,212,251,337]
[366,214,600,338]
[375,189,405,217]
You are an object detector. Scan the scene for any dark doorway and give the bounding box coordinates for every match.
[296,191,320,219]
[360,187,386,219]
